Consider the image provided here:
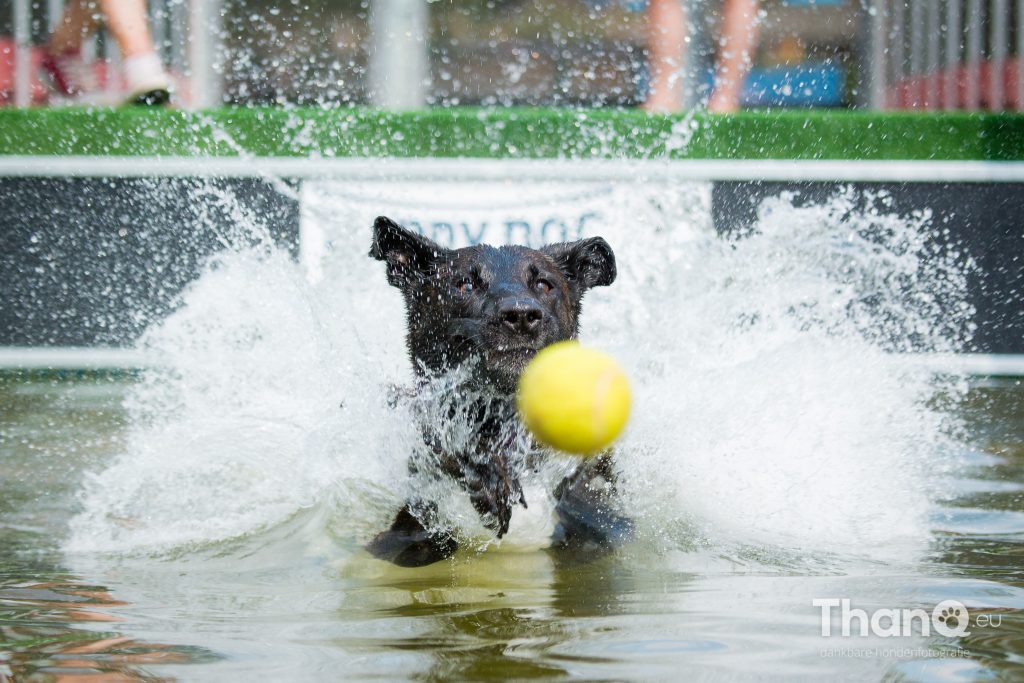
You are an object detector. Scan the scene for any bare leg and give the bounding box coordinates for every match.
[98,0,157,59]
[49,0,156,58]
[642,0,687,113]
[44,0,168,103]
[101,0,171,104]
[47,0,102,55]
[707,0,760,113]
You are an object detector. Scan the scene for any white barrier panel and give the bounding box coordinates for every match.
[299,176,712,283]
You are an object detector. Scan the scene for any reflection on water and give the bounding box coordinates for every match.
[0,575,212,681]
[1,373,1023,681]
[0,374,218,680]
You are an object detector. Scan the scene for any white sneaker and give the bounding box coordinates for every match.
[123,52,171,105]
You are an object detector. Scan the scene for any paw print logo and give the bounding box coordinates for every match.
[933,600,971,637]
[938,606,963,629]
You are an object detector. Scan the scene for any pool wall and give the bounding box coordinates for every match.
[0,108,1021,355]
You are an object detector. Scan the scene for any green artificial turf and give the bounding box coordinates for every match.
[1,107,1023,160]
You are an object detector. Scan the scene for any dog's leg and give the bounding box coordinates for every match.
[460,452,525,539]
[551,453,634,552]
[365,502,458,567]
[434,446,525,539]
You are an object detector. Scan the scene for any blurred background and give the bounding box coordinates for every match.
[1,0,1021,111]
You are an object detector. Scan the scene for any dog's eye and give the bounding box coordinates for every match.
[535,279,553,294]
[457,278,474,293]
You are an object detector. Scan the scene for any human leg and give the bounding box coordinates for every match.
[707,0,759,112]
[643,0,687,112]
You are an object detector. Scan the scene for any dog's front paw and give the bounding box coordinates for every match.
[463,457,526,538]
[367,503,459,567]
[468,486,513,537]
[551,453,634,550]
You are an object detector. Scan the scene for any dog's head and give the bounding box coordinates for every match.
[370,216,616,391]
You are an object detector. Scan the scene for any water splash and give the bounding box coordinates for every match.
[67,181,973,566]
[595,187,973,561]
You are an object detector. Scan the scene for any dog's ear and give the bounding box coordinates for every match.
[542,237,616,292]
[370,216,449,288]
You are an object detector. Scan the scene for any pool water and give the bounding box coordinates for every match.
[1,373,1022,681]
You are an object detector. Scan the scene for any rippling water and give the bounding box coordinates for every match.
[2,187,1023,680]
[1,374,1022,680]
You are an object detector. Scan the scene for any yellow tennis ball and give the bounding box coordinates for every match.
[516,341,631,456]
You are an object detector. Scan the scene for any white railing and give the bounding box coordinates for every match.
[866,0,1023,110]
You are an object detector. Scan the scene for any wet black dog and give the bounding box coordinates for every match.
[365,216,631,567]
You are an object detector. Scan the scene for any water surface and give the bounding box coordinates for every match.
[2,373,1022,681]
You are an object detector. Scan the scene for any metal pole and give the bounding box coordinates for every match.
[368,0,429,109]
[1018,0,1023,110]
[13,0,31,107]
[48,0,63,29]
[170,0,187,77]
[188,0,224,108]
[681,0,699,110]
[944,0,962,109]
[868,0,887,109]
[966,0,983,109]
[151,0,167,63]
[990,0,1008,109]
[910,0,924,107]
[925,0,940,108]
[106,33,121,98]
[891,0,905,107]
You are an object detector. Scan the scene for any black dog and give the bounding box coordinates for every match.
[366,216,631,567]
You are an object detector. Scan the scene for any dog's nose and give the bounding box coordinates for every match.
[498,300,543,335]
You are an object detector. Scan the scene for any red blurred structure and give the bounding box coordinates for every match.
[886,58,1021,110]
